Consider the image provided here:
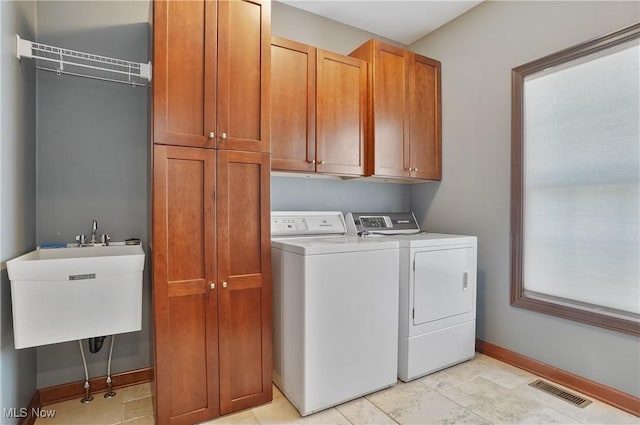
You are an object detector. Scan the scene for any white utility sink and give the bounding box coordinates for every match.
[7,243,145,349]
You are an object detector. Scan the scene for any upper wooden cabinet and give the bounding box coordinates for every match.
[271,37,367,176]
[350,39,441,180]
[153,0,271,152]
[316,49,367,176]
[271,36,316,172]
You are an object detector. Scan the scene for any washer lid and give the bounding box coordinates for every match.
[271,236,398,255]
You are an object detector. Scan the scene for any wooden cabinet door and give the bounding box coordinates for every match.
[217,0,271,153]
[216,150,272,414]
[316,50,367,176]
[271,36,316,171]
[371,42,411,178]
[409,53,442,180]
[153,145,218,425]
[153,0,217,148]
[350,40,411,178]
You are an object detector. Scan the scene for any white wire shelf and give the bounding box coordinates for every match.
[16,35,151,87]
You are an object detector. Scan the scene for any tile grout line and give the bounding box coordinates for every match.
[333,404,354,425]
[362,392,404,424]
[431,383,496,425]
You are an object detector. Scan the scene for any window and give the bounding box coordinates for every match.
[511,24,640,335]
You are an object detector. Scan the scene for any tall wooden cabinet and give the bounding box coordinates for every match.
[153,147,272,425]
[271,37,366,176]
[152,1,272,424]
[350,39,442,180]
[152,146,218,425]
[153,0,270,152]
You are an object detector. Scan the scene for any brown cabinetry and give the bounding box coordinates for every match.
[152,145,218,425]
[153,146,272,425]
[350,39,441,180]
[152,1,272,424]
[271,37,316,172]
[153,0,270,152]
[216,150,272,415]
[271,37,367,176]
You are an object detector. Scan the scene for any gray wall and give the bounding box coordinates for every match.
[0,0,37,421]
[271,1,414,213]
[409,1,640,397]
[34,1,150,388]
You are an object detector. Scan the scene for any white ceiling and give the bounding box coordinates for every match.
[278,1,483,45]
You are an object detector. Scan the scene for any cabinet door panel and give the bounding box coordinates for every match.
[271,37,316,171]
[374,44,410,177]
[228,286,263,399]
[153,145,218,424]
[217,0,270,152]
[166,158,205,281]
[228,163,262,275]
[410,54,441,180]
[316,50,366,176]
[153,0,216,148]
[217,150,272,414]
[168,295,209,416]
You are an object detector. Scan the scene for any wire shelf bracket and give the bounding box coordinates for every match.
[17,35,151,87]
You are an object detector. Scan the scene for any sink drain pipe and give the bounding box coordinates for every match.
[104,334,116,398]
[78,340,94,403]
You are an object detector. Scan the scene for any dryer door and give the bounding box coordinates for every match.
[413,247,474,325]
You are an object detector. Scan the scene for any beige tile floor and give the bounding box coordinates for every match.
[36,354,639,425]
[35,381,153,425]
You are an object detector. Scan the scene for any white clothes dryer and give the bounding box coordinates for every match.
[346,212,478,382]
[271,212,400,415]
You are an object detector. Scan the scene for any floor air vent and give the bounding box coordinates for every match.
[529,379,592,408]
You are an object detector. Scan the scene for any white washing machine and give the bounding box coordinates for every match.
[346,212,477,382]
[271,211,400,416]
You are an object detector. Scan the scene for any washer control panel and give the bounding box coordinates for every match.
[345,212,420,235]
[360,216,393,229]
[271,211,346,237]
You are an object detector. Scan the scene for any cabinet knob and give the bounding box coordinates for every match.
[405,167,411,171]
[222,281,228,288]
[208,132,215,139]
[209,282,216,289]
[220,133,228,140]
[308,160,316,164]
[319,160,325,165]
[413,168,419,172]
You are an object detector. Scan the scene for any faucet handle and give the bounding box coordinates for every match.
[76,234,87,246]
[101,234,111,245]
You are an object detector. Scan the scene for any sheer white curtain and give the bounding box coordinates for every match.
[522,39,640,318]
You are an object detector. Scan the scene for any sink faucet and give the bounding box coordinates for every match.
[90,219,98,244]
[75,219,110,246]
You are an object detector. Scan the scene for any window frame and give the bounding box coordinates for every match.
[510,23,640,336]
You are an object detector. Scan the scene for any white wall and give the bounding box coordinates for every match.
[272,0,403,54]
[409,1,640,397]
[0,0,37,421]
[271,1,413,214]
